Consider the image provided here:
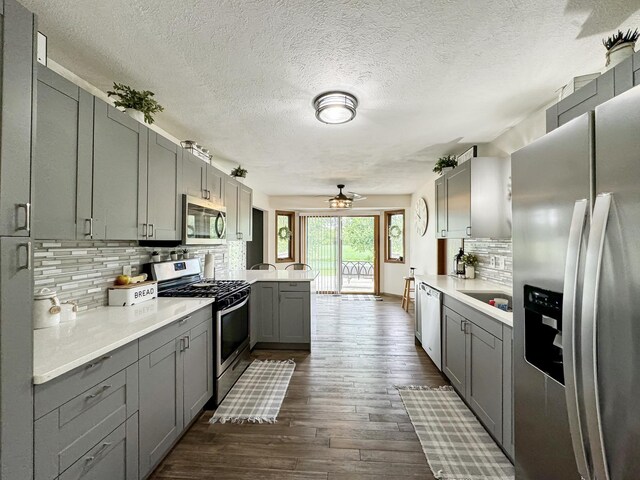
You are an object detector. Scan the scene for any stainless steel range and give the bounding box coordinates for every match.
[145,259,252,406]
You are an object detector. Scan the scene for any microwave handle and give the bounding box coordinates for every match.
[215,212,227,239]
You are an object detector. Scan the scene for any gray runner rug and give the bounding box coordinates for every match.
[210,359,295,424]
[397,386,515,480]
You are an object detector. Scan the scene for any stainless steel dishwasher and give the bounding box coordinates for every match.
[419,283,442,370]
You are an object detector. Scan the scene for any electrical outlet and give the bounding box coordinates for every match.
[496,256,505,270]
[123,265,132,276]
[489,256,496,268]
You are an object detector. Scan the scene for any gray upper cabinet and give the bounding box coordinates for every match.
[205,164,224,204]
[0,0,36,238]
[238,184,253,241]
[182,150,207,199]
[138,338,183,478]
[634,50,640,87]
[182,319,213,426]
[444,162,471,238]
[92,99,148,240]
[34,67,93,240]
[279,291,310,343]
[434,157,510,239]
[144,132,181,240]
[224,177,239,239]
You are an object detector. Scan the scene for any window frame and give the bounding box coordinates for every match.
[275,210,296,263]
[384,209,405,264]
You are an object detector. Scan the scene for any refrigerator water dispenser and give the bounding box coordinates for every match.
[524,285,564,384]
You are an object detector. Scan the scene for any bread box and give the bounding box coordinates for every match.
[108,281,158,307]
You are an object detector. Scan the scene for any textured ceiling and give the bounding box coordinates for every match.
[23,0,640,195]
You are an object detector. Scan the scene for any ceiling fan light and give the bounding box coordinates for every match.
[329,197,353,209]
[313,91,358,124]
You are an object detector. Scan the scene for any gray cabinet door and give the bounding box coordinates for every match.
[255,283,279,343]
[238,184,253,241]
[34,67,93,240]
[138,338,183,478]
[467,322,503,442]
[146,132,181,240]
[444,162,471,238]
[279,291,311,343]
[205,165,224,203]
[443,307,466,394]
[435,176,446,238]
[92,99,147,240]
[224,177,239,240]
[0,0,35,237]
[182,151,206,199]
[0,236,33,480]
[183,319,213,426]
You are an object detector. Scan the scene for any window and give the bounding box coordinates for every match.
[276,211,295,262]
[384,210,404,263]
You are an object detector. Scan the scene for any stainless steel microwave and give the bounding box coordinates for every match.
[183,195,226,245]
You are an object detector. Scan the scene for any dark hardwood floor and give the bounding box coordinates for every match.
[150,295,448,479]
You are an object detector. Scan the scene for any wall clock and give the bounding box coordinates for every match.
[415,197,428,236]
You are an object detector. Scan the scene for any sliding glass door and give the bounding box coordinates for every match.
[304,215,378,294]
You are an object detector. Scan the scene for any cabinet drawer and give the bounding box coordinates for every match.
[35,365,137,480]
[138,306,211,358]
[59,422,127,480]
[278,282,310,292]
[35,342,138,419]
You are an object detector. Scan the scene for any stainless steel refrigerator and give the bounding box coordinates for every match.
[512,85,640,480]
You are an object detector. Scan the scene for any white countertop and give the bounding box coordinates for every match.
[220,269,320,283]
[415,274,513,327]
[33,298,214,385]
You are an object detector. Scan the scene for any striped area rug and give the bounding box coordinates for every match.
[398,386,514,480]
[210,359,295,424]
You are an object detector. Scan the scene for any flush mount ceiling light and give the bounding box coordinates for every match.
[313,91,358,124]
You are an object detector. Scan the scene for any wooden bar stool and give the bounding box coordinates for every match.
[401,276,415,312]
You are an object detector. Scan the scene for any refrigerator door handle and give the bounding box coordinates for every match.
[562,198,591,480]
[581,192,613,480]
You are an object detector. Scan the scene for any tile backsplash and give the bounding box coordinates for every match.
[33,240,246,311]
[464,238,512,287]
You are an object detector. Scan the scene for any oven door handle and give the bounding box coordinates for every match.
[219,295,249,316]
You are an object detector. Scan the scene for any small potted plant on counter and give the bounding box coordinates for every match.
[170,250,178,261]
[463,254,479,279]
[603,28,639,70]
[231,165,248,183]
[433,154,458,175]
[151,251,161,263]
[107,82,164,124]
[181,248,190,259]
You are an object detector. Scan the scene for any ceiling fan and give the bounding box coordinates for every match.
[326,184,367,209]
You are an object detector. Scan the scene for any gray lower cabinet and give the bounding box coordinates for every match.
[138,310,213,478]
[138,338,183,478]
[34,66,93,240]
[143,132,181,240]
[442,300,510,453]
[0,0,35,238]
[253,282,311,347]
[279,291,311,343]
[92,99,148,240]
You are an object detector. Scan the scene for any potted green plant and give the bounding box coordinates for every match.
[181,248,190,259]
[462,253,479,279]
[231,165,248,183]
[433,154,458,175]
[603,28,639,70]
[107,82,164,124]
[151,250,161,263]
[170,250,178,261]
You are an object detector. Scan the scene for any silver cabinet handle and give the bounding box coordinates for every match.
[441,229,447,237]
[85,441,112,463]
[580,193,612,480]
[15,203,31,232]
[86,384,112,399]
[85,355,112,369]
[464,321,470,335]
[466,226,472,237]
[561,199,591,480]
[148,224,154,238]
[178,315,192,325]
[237,232,243,240]
[142,223,148,238]
[179,337,186,352]
[202,189,208,199]
[18,242,32,271]
[208,190,212,199]
[184,335,190,350]
[85,218,94,237]
[460,319,465,332]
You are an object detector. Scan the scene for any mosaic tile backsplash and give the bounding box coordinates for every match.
[33,240,245,312]
[464,238,513,287]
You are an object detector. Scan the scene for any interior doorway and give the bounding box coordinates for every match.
[302,215,379,294]
[246,208,264,269]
